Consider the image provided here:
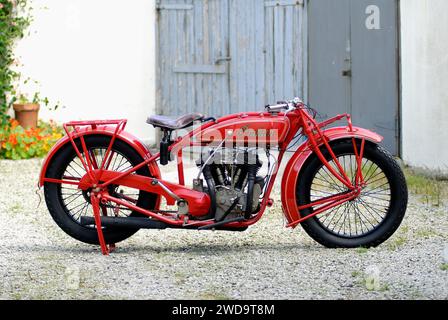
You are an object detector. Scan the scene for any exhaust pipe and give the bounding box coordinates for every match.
[80,216,248,232]
[80,216,168,230]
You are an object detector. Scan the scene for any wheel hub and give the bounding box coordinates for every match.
[81,183,119,203]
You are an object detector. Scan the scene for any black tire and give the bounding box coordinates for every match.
[44,135,157,245]
[297,140,408,248]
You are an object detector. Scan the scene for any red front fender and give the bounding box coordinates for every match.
[281,126,383,225]
[38,126,161,187]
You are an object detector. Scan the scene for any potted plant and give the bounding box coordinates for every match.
[12,77,59,129]
[13,93,42,129]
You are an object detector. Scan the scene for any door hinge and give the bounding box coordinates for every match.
[395,115,400,138]
[264,0,304,8]
[156,3,194,10]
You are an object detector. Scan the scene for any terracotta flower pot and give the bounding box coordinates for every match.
[13,103,40,129]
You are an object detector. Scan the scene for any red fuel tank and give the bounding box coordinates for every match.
[196,113,290,147]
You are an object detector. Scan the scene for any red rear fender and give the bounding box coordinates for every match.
[38,126,161,187]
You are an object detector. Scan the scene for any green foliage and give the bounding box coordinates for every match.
[0,118,64,159]
[0,0,32,125]
[356,247,369,254]
[387,235,407,251]
[405,167,447,206]
[15,75,61,110]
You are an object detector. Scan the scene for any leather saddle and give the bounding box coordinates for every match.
[147,113,204,130]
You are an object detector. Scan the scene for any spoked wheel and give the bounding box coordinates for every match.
[61,148,140,224]
[44,135,157,245]
[297,140,408,248]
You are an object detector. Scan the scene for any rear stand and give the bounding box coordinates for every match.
[91,194,116,255]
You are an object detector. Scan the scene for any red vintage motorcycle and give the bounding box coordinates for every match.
[39,98,408,255]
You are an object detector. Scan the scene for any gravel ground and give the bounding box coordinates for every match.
[0,158,447,300]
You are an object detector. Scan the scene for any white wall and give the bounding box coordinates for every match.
[401,0,448,173]
[14,0,448,172]
[14,0,158,144]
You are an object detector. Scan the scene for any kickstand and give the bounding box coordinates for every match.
[91,195,111,255]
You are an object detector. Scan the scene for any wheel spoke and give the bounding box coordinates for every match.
[58,146,143,228]
[357,198,385,222]
[321,166,345,192]
[315,171,340,190]
[308,153,392,238]
[64,193,84,206]
[326,204,345,229]
[353,202,376,229]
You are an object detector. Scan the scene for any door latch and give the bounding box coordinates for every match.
[342,69,352,77]
[215,57,232,64]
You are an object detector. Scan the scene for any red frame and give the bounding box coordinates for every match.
[40,103,383,255]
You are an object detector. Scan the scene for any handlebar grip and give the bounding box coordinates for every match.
[266,104,289,113]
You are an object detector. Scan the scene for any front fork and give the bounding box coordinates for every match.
[286,110,367,228]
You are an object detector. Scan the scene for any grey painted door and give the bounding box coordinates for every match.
[156,0,306,117]
[308,0,399,154]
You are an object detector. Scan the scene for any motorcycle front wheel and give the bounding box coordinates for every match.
[296,140,408,248]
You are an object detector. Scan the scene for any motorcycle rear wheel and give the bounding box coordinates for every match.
[44,135,157,245]
[296,140,408,248]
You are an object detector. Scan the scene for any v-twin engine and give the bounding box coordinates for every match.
[195,148,265,221]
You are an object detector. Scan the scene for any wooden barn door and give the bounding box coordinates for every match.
[156,0,306,117]
[156,0,231,116]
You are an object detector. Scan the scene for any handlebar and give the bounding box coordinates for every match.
[265,97,304,113]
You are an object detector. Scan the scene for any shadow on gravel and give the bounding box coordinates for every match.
[2,245,103,255]
[118,243,319,255]
[4,242,320,256]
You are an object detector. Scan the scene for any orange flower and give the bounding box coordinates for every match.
[9,119,19,128]
[8,134,17,146]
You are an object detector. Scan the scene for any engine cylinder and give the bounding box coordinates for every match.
[197,148,263,221]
